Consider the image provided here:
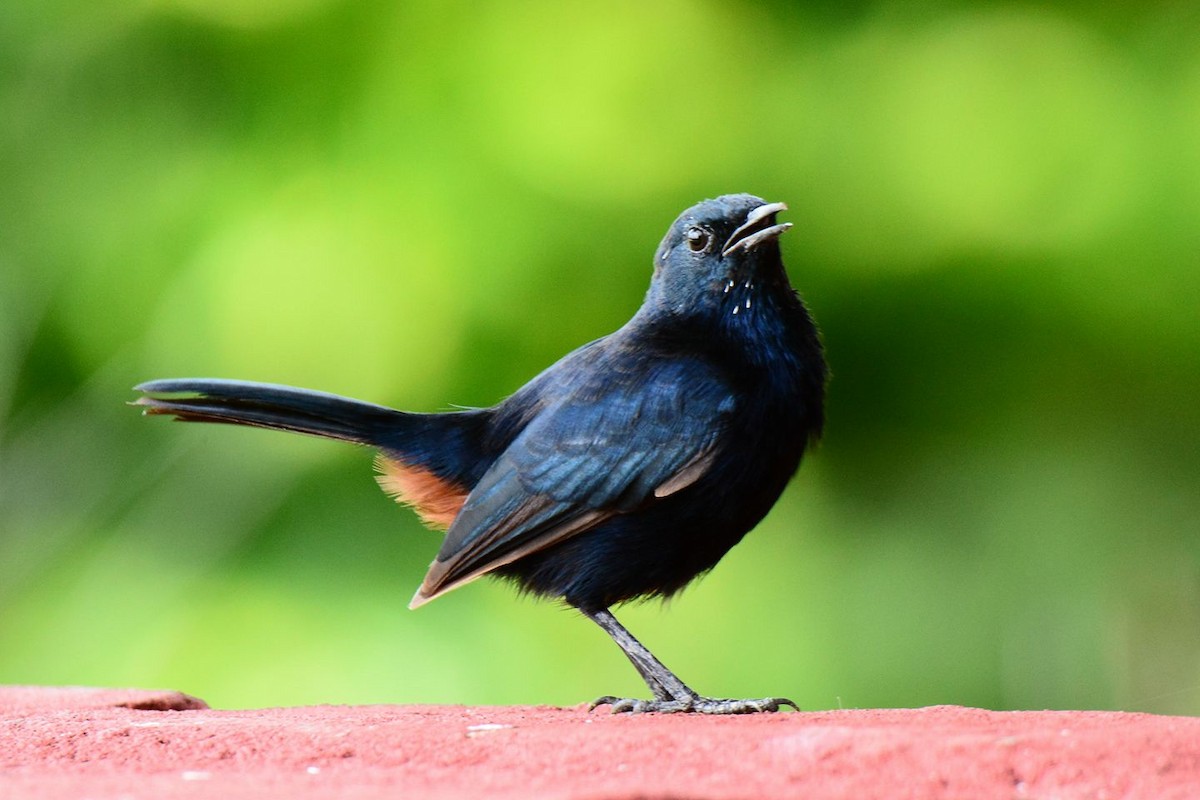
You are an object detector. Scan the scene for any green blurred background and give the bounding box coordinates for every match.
[2,1,1198,714]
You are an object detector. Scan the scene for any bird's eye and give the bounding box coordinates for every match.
[685,226,711,253]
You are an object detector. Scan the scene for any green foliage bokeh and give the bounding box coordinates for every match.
[1,0,1198,713]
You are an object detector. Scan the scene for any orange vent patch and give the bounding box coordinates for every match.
[375,455,469,531]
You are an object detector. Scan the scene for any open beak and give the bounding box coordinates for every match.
[722,201,791,257]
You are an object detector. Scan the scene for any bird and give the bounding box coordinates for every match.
[134,193,827,714]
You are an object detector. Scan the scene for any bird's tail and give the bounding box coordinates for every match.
[133,378,405,446]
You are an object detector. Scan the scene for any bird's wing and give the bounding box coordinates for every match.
[410,357,737,606]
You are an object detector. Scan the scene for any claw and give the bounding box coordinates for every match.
[588,695,619,712]
[588,695,797,715]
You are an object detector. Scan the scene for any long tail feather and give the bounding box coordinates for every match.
[133,378,404,445]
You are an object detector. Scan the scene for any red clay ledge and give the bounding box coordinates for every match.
[1,685,1197,799]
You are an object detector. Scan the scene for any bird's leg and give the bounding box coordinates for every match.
[585,607,692,703]
[581,607,797,714]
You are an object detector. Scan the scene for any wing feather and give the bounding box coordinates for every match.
[411,355,737,606]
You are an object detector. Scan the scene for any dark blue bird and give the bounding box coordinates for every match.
[135,193,827,713]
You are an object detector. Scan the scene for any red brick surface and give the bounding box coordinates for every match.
[2,686,1198,799]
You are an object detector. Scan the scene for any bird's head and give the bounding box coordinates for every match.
[646,194,793,320]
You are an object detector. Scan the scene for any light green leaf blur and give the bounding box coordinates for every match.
[1,0,1197,714]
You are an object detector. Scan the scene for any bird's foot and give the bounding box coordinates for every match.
[589,695,797,714]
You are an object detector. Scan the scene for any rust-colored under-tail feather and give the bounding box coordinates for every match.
[375,456,469,530]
